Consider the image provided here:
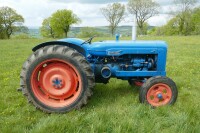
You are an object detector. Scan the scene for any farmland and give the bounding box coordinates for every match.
[0,36,200,132]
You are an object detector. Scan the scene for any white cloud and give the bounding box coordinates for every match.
[0,0,110,27]
[50,0,128,4]
[147,14,173,26]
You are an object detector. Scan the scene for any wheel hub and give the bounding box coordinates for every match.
[39,63,77,98]
[157,93,163,99]
[52,78,63,89]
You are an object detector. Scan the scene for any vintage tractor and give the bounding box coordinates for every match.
[19,36,178,113]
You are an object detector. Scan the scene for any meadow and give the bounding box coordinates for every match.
[0,36,200,132]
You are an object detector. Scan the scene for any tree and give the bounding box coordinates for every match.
[0,17,6,39]
[50,9,80,38]
[173,0,197,35]
[150,6,200,36]
[100,3,125,36]
[138,22,149,35]
[40,17,55,38]
[127,0,160,35]
[174,0,197,13]
[191,7,200,34]
[0,27,6,39]
[0,6,24,39]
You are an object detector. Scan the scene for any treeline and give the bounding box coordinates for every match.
[0,0,200,39]
[40,0,200,38]
[40,0,160,38]
[150,7,200,36]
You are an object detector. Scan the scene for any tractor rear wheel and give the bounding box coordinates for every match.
[139,76,178,107]
[20,45,95,113]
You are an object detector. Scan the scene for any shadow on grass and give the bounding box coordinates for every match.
[86,78,140,108]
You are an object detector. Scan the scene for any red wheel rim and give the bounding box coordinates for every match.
[147,83,172,107]
[31,59,82,108]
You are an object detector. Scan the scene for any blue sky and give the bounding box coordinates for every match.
[0,0,200,28]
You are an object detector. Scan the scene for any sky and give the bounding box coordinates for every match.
[0,0,200,28]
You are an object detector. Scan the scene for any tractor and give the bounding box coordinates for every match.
[19,36,178,113]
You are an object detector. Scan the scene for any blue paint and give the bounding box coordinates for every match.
[52,78,62,88]
[157,93,163,99]
[116,34,120,41]
[33,37,168,83]
[101,67,111,78]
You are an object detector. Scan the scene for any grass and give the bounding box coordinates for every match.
[0,36,200,132]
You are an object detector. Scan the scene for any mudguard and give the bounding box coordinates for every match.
[32,38,88,56]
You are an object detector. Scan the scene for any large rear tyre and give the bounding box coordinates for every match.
[139,76,178,107]
[20,45,95,113]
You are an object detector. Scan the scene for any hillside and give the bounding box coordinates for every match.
[28,29,41,38]
[28,26,156,38]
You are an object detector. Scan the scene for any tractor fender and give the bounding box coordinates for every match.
[32,38,87,56]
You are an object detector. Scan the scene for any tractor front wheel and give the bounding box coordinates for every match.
[20,45,95,113]
[139,76,178,107]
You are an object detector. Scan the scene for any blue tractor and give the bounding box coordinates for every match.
[20,36,178,113]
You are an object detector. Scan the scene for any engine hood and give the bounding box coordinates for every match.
[33,38,167,57]
[56,39,167,57]
[87,40,167,56]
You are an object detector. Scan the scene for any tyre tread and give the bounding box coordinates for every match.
[20,45,95,113]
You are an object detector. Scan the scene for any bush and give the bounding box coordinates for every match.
[0,31,6,39]
[78,27,103,38]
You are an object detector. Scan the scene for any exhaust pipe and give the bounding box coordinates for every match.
[132,15,137,41]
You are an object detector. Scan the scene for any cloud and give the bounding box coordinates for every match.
[50,0,176,5]
[147,14,173,26]
[0,0,200,28]
[0,0,111,27]
[154,0,173,6]
[50,0,127,4]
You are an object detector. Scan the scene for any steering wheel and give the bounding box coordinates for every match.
[81,36,96,45]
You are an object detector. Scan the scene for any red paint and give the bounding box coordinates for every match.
[147,83,172,107]
[31,59,82,108]
[134,81,143,86]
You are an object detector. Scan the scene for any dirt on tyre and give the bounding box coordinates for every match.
[20,45,95,113]
[139,76,178,107]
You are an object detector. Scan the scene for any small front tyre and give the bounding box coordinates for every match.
[139,76,178,107]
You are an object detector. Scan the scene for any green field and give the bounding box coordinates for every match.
[0,36,200,132]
